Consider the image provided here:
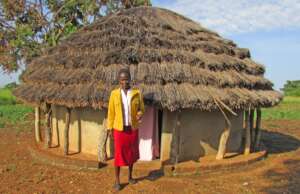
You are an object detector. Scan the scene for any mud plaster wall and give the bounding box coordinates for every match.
[160,109,243,162]
[51,105,243,161]
[51,105,108,155]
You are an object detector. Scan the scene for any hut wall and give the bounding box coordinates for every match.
[160,110,174,161]
[51,105,242,162]
[51,105,108,156]
[160,109,243,162]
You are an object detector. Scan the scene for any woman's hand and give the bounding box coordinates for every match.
[107,129,113,138]
[136,111,143,123]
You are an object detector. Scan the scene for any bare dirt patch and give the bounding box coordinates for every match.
[0,118,299,194]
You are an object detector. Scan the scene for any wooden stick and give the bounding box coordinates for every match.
[64,108,71,155]
[216,122,231,160]
[170,111,181,164]
[98,117,108,162]
[214,97,237,116]
[175,111,181,164]
[55,108,60,147]
[255,108,262,150]
[205,91,235,159]
[34,107,41,142]
[45,104,52,148]
[207,90,237,117]
[77,115,81,153]
[213,97,230,125]
[244,109,251,155]
[213,98,232,160]
[250,109,255,151]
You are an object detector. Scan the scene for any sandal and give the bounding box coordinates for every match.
[113,183,121,191]
[128,178,137,184]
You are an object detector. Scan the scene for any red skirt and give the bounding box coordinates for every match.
[113,129,139,166]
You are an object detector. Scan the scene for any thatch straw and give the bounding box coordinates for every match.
[13,6,282,111]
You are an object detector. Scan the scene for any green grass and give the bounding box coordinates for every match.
[284,88,300,97]
[262,96,300,120]
[0,104,33,127]
[0,86,33,128]
[0,87,16,105]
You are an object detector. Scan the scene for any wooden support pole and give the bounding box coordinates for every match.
[216,119,231,160]
[170,111,181,164]
[55,109,60,147]
[98,117,108,162]
[254,108,262,150]
[244,109,251,155]
[202,91,235,160]
[175,112,181,164]
[250,109,255,151]
[35,107,41,142]
[215,102,232,160]
[45,104,52,148]
[64,108,71,155]
[77,115,81,153]
[205,94,233,160]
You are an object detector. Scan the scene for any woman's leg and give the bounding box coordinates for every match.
[128,164,133,180]
[128,164,137,184]
[115,166,120,184]
[113,166,121,190]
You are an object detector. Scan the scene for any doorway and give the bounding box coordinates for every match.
[138,106,162,161]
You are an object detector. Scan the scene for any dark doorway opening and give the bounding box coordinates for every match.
[157,109,163,159]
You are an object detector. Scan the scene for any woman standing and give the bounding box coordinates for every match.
[107,68,145,191]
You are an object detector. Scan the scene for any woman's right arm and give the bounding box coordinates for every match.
[107,91,115,131]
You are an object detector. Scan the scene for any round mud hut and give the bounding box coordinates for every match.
[14,6,282,164]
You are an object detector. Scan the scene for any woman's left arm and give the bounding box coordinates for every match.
[139,91,145,115]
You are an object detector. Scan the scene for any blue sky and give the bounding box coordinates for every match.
[1,0,300,90]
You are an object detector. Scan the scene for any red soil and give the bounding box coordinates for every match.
[0,118,299,194]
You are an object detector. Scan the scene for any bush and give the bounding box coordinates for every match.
[0,87,16,105]
[282,80,300,97]
[4,82,18,89]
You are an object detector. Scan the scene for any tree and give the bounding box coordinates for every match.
[281,80,300,96]
[122,0,151,8]
[0,0,151,73]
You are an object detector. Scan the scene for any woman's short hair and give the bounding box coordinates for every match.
[118,68,131,79]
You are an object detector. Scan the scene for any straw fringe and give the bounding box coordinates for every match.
[14,82,282,111]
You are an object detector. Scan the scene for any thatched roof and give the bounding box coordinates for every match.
[13,6,282,111]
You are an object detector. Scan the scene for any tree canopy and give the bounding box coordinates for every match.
[282,80,300,96]
[0,0,151,73]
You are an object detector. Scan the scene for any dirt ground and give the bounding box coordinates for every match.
[0,118,299,194]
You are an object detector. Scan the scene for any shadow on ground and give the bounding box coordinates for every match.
[259,129,300,193]
[261,129,300,154]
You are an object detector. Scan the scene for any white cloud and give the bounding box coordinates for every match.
[164,0,300,35]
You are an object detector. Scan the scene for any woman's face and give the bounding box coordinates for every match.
[119,72,131,90]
